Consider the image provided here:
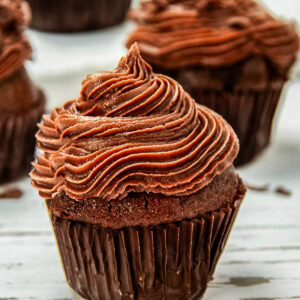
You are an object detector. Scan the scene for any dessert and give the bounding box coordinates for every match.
[31,44,246,299]
[0,0,45,182]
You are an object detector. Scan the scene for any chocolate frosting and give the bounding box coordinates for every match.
[31,44,239,201]
[126,0,299,72]
[0,0,31,81]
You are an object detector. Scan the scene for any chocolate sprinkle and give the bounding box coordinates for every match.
[0,187,23,199]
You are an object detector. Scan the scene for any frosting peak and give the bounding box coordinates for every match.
[0,0,31,80]
[126,0,299,71]
[31,45,239,201]
[78,44,154,117]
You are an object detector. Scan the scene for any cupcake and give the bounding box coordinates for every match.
[0,0,45,182]
[27,0,132,32]
[126,0,299,166]
[30,44,246,299]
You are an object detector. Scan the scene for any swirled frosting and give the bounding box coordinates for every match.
[126,0,299,71]
[0,0,31,81]
[31,44,239,201]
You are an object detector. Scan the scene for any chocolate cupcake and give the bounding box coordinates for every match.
[126,0,299,166]
[0,0,45,182]
[27,0,132,32]
[31,44,246,299]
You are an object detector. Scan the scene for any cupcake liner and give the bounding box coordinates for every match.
[0,90,45,182]
[49,180,245,300]
[183,88,283,166]
[28,0,132,32]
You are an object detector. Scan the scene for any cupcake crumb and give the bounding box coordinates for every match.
[275,186,292,197]
[0,187,23,199]
[246,182,270,192]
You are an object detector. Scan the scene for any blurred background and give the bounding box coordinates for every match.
[25,0,300,110]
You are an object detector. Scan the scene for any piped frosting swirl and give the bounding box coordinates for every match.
[31,44,239,201]
[126,0,299,71]
[0,0,31,80]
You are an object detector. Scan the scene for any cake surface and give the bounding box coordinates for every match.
[48,165,242,228]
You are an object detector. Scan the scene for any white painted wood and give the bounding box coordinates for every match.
[1,1,300,299]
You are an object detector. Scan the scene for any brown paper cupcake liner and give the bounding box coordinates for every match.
[49,180,245,300]
[28,0,132,32]
[0,90,45,182]
[184,88,283,166]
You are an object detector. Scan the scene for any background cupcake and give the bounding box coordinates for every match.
[126,0,299,166]
[31,45,246,299]
[27,0,132,32]
[0,0,45,182]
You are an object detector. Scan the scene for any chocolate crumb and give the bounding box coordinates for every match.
[275,186,292,197]
[246,183,270,192]
[0,187,23,199]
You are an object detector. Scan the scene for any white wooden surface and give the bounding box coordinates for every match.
[1,1,300,299]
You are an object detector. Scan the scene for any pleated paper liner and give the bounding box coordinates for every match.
[49,179,246,300]
[180,87,284,167]
[28,0,132,32]
[0,90,45,182]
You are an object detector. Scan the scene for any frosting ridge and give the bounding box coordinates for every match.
[126,0,299,71]
[31,44,239,201]
[0,0,32,80]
